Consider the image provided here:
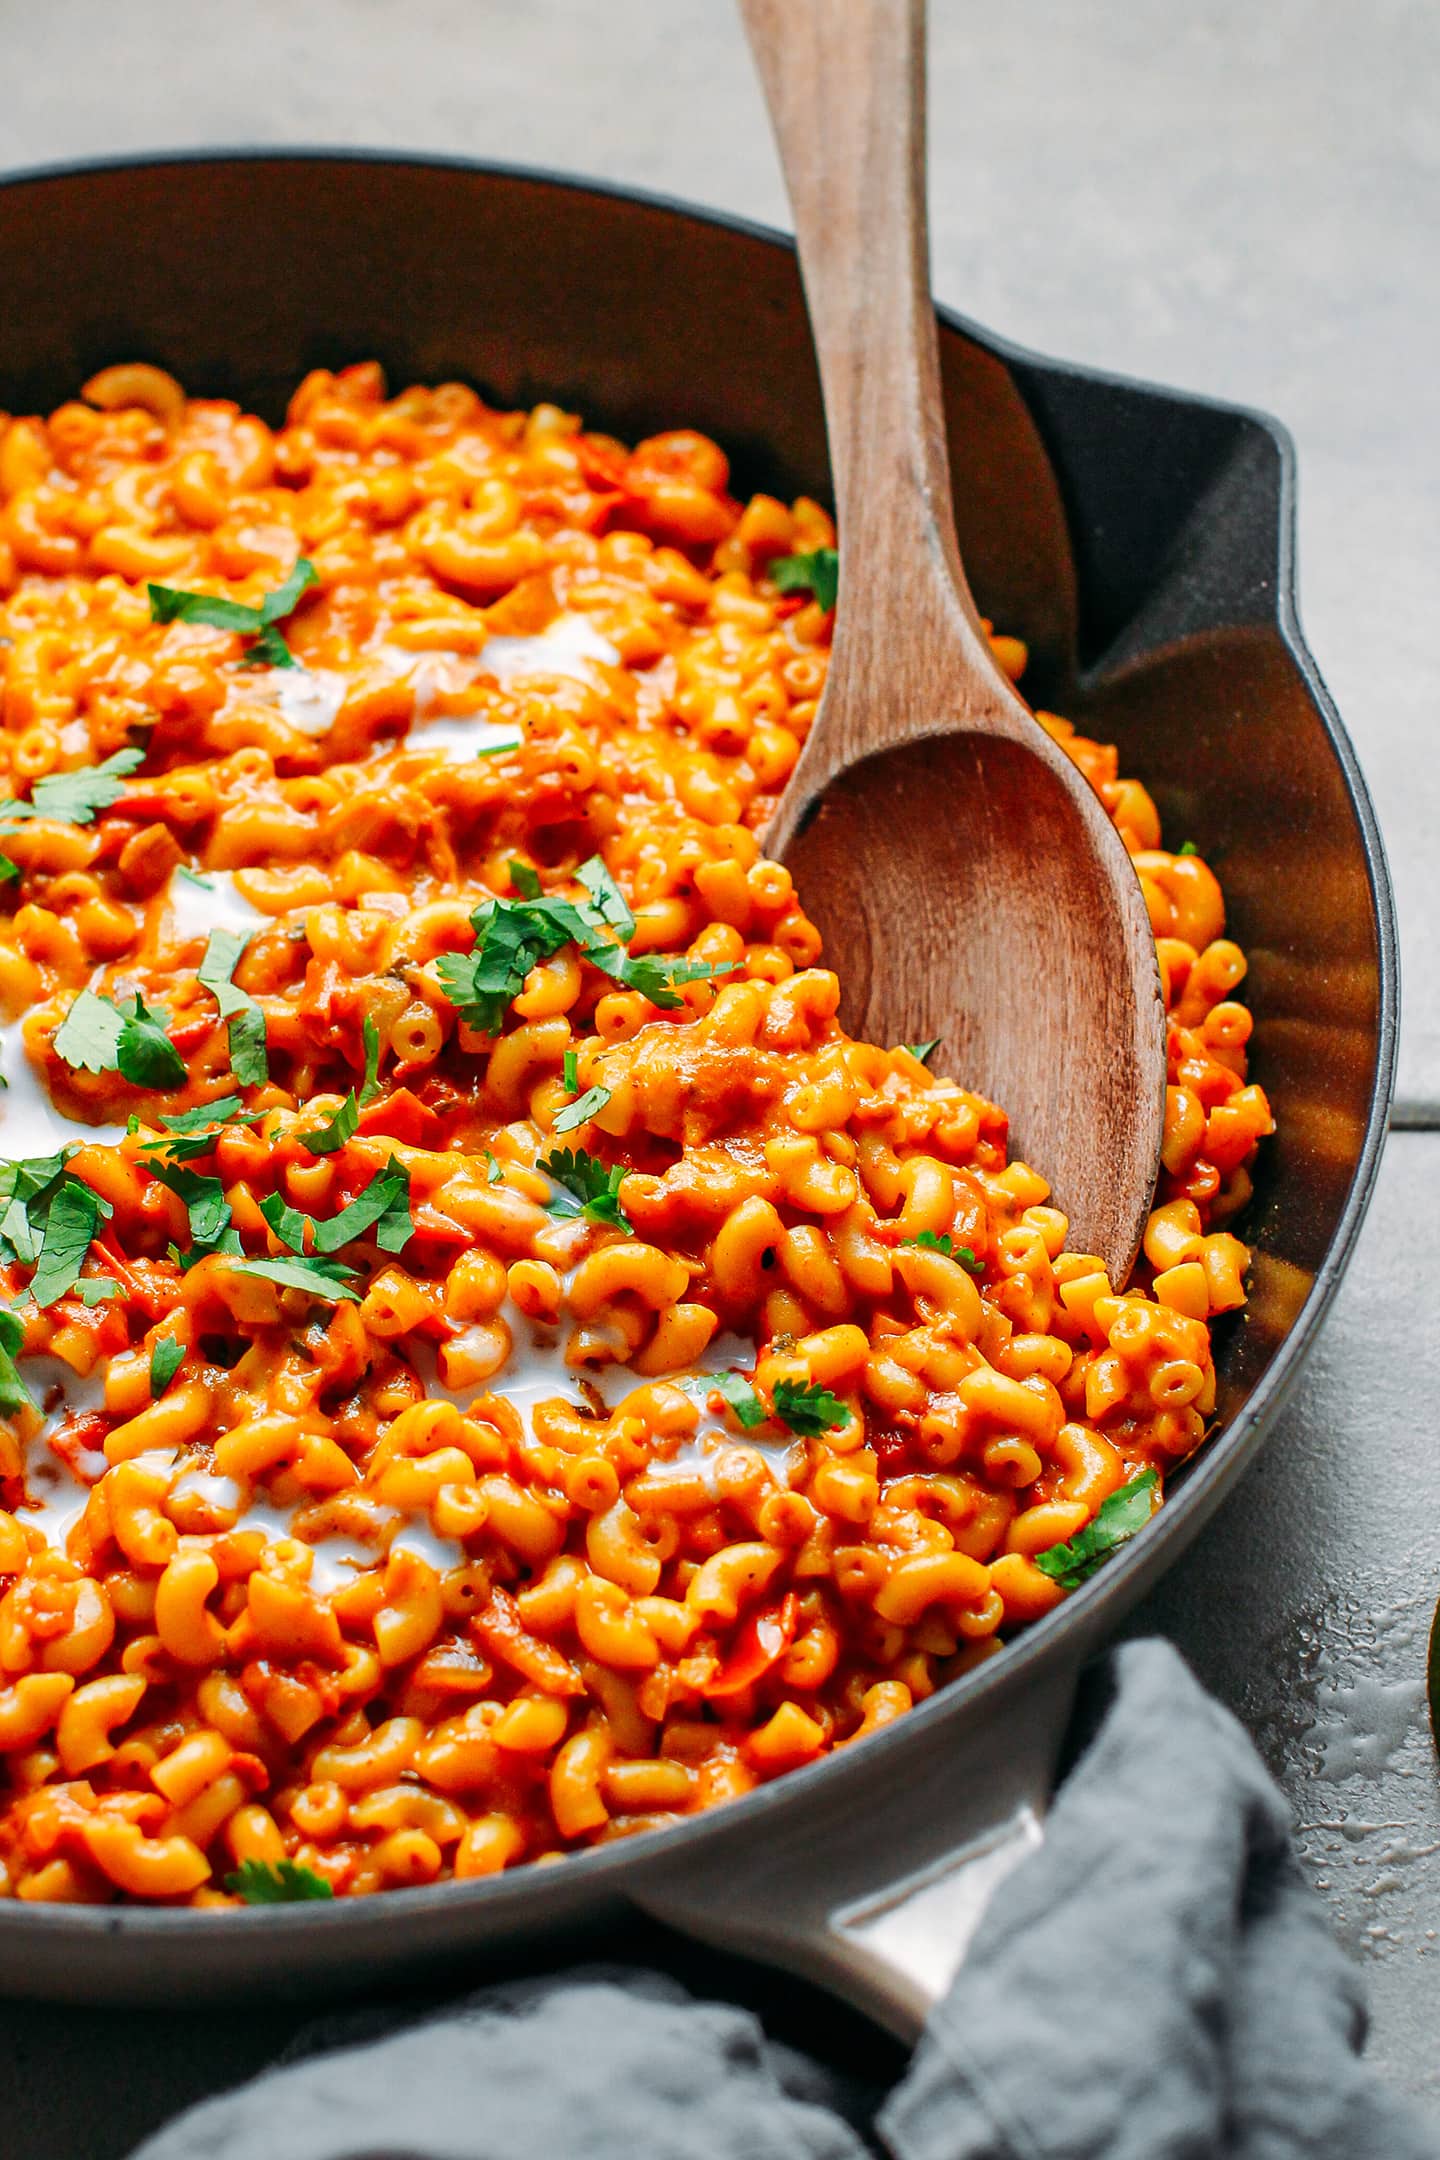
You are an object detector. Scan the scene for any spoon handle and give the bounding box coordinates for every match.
[740,0,1005,737]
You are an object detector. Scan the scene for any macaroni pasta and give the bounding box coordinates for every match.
[0,362,1272,1905]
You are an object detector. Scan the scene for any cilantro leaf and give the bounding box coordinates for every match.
[1033,1470,1160,1589]
[149,1333,184,1397]
[149,589,261,634]
[539,1146,631,1232]
[224,1857,333,1904]
[169,1226,244,1271]
[0,1307,35,1417]
[436,894,589,1036]
[29,1177,113,1308]
[53,991,184,1089]
[771,546,839,613]
[116,996,186,1090]
[576,857,635,941]
[304,1017,381,1152]
[223,1254,360,1304]
[359,1015,382,1107]
[483,1151,503,1185]
[149,560,317,669]
[305,1092,358,1156]
[0,855,19,885]
[508,859,542,899]
[199,929,268,1086]
[562,1048,579,1092]
[260,1158,414,1258]
[0,748,145,830]
[76,1278,119,1307]
[771,1377,850,1437]
[139,1094,248,1163]
[552,1084,611,1135]
[53,991,124,1075]
[1177,840,1199,857]
[149,1161,233,1252]
[226,1005,269,1088]
[904,1229,983,1276]
[705,1371,766,1430]
[597,950,719,1010]
[0,1150,74,1266]
[198,930,252,1020]
[904,1038,941,1064]
[259,558,319,629]
[472,726,522,758]
[154,1094,244,1136]
[436,859,717,1038]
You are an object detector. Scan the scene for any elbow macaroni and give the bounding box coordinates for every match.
[0,363,1272,1905]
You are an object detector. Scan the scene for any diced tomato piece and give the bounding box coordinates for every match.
[357,1088,440,1146]
[703,1593,798,1700]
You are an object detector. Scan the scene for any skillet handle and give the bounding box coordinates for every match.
[629,1655,1078,2043]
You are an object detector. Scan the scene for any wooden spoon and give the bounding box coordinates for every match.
[741,0,1165,1283]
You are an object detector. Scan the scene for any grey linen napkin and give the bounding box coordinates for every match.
[131,1641,1437,2160]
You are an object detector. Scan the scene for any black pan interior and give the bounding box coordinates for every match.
[0,151,1389,1443]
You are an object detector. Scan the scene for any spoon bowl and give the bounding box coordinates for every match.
[744,0,1166,1280]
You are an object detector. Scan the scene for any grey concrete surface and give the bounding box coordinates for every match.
[1,0,1438,2149]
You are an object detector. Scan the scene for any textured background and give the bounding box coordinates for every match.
[1,1,1438,2149]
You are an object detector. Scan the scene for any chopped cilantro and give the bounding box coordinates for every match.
[223,1254,360,1304]
[149,1161,233,1252]
[596,950,718,1008]
[0,748,144,831]
[562,1048,579,1091]
[705,1371,767,1430]
[148,559,317,670]
[304,1092,358,1157]
[908,1229,953,1255]
[198,929,268,1087]
[29,1177,113,1308]
[771,1377,850,1437]
[0,855,19,885]
[903,1228,985,1276]
[149,1332,185,1397]
[139,1095,249,1163]
[359,1014,382,1107]
[0,1307,35,1417]
[903,1038,942,1064]
[1177,840,1199,857]
[303,1017,382,1154]
[0,1150,74,1266]
[1033,1470,1160,1589]
[224,1857,333,1904]
[52,991,123,1075]
[472,726,522,758]
[259,1157,414,1258]
[771,546,839,612]
[539,1146,631,1232]
[483,1151,503,1185]
[552,1084,610,1135]
[575,857,635,941]
[55,990,184,1091]
[436,854,718,1039]
[175,865,214,891]
[116,997,186,1090]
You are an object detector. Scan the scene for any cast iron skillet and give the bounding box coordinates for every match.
[0,152,1397,2029]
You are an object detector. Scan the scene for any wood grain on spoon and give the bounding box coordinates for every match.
[740,0,1166,1283]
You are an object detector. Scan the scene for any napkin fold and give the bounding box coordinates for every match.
[131,1640,1437,2160]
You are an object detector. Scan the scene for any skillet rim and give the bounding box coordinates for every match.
[0,146,1399,1951]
